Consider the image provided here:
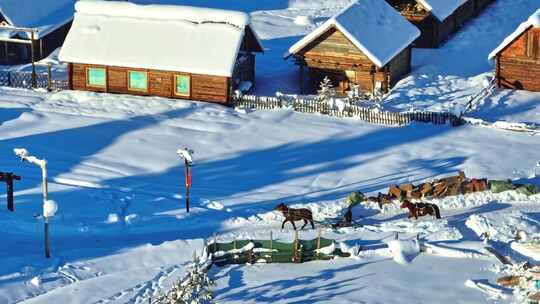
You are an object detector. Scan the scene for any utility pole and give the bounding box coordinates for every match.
[14,148,56,258]
[177,148,194,213]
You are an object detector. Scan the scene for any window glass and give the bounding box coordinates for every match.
[175,75,190,96]
[87,68,106,87]
[129,71,148,91]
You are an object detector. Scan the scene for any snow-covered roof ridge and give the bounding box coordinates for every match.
[0,0,76,38]
[286,0,420,68]
[489,9,540,60]
[59,1,261,77]
[75,0,250,29]
[417,0,468,21]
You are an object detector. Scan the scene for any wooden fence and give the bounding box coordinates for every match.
[232,94,461,127]
[0,70,68,91]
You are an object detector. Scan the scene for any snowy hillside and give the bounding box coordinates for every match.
[0,0,539,303]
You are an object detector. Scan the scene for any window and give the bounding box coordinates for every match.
[87,67,106,87]
[175,74,190,97]
[128,71,148,91]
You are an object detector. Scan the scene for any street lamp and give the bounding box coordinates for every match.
[13,148,57,258]
[177,148,194,213]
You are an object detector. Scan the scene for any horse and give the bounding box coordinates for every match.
[273,203,315,230]
[400,200,441,220]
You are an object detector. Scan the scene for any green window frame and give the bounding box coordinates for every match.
[128,70,148,92]
[174,74,191,97]
[86,67,106,88]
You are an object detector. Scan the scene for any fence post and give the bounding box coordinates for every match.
[270,230,273,264]
[47,64,52,91]
[293,229,299,263]
[213,232,217,254]
[317,227,322,259]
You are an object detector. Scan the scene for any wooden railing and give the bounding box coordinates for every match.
[231,94,461,127]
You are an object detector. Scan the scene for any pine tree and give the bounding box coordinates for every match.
[317,77,336,102]
[153,255,215,304]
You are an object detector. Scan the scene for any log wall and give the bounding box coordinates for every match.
[296,27,414,94]
[69,63,232,103]
[389,0,478,48]
[496,28,540,92]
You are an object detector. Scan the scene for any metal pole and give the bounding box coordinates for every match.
[185,160,190,213]
[42,162,50,258]
[30,31,36,88]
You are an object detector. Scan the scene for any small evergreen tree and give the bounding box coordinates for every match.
[317,77,336,102]
[153,255,215,304]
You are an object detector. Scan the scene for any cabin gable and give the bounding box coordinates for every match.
[495,26,540,92]
[240,26,264,53]
[300,27,365,59]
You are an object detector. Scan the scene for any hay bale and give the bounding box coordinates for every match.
[496,275,520,287]
[388,186,403,199]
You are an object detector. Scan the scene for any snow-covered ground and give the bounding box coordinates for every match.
[0,0,539,303]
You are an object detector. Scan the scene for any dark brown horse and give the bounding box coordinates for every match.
[274,203,315,230]
[400,200,441,220]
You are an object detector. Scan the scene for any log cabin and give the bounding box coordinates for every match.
[59,1,263,104]
[285,0,420,95]
[489,9,540,92]
[0,0,75,65]
[385,0,476,48]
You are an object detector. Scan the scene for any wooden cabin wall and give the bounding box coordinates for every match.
[232,53,256,91]
[39,21,72,61]
[191,74,230,103]
[69,63,231,103]
[454,1,475,29]
[472,0,493,15]
[436,16,455,47]
[409,16,438,48]
[0,21,72,65]
[496,28,540,92]
[299,27,388,93]
[388,47,412,87]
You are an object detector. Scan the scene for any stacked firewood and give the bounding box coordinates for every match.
[368,171,488,208]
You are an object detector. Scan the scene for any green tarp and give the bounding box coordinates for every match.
[516,184,539,196]
[490,180,539,196]
[490,180,515,193]
[346,191,365,208]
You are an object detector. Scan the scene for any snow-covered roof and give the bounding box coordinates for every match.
[488,9,540,60]
[417,0,468,21]
[286,0,420,68]
[59,1,261,77]
[0,0,76,39]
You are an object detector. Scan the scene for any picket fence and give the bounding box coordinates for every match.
[0,70,68,91]
[231,94,461,127]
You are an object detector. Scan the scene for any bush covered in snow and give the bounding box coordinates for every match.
[153,256,214,304]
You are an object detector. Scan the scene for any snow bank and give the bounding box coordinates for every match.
[287,0,420,68]
[511,242,540,261]
[387,239,420,265]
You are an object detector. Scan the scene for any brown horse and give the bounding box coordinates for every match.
[400,200,441,220]
[273,203,315,230]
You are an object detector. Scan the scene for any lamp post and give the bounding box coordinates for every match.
[177,148,194,213]
[14,148,56,258]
